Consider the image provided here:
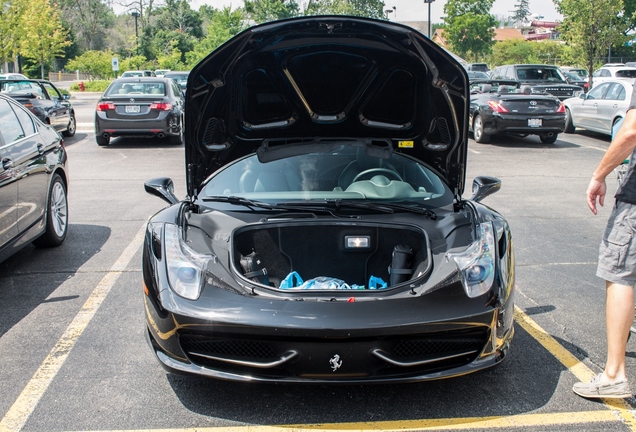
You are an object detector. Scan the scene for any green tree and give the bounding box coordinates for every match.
[59,0,115,52]
[20,0,71,78]
[489,39,539,65]
[555,0,628,85]
[443,0,497,61]
[244,0,299,23]
[511,0,530,26]
[66,49,114,79]
[304,0,384,19]
[0,0,27,72]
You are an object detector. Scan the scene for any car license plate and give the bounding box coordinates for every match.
[126,105,140,113]
[528,118,542,127]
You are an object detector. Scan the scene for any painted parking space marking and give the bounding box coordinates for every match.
[0,225,146,432]
[1,261,636,431]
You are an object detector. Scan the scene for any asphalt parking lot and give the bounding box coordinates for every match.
[1,93,636,431]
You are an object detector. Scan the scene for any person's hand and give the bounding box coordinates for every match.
[587,177,607,215]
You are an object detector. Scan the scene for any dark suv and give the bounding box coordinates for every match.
[490,64,583,100]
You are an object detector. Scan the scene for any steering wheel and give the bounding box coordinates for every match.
[352,168,403,183]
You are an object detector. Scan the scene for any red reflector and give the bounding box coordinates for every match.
[347,297,356,302]
[97,102,115,111]
[149,102,173,110]
[556,102,566,113]
[487,100,508,113]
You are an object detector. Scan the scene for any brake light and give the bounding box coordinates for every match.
[487,100,508,113]
[556,102,566,113]
[97,102,115,111]
[150,102,173,111]
[23,103,33,108]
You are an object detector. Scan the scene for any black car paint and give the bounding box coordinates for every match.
[490,64,583,100]
[0,79,76,137]
[142,16,515,383]
[0,93,68,264]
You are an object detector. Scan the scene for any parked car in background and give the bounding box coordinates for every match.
[466,63,489,72]
[467,71,490,80]
[0,73,28,80]
[143,16,515,383]
[163,70,189,93]
[94,77,185,146]
[591,66,636,88]
[155,69,170,77]
[563,80,632,136]
[0,93,69,263]
[0,79,76,137]
[489,64,583,100]
[563,71,589,92]
[469,79,566,144]
[120,70,156,78]
[560,67,588,79]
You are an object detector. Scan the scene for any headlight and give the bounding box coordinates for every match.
[164,223,211,300]
[447,222,495,298]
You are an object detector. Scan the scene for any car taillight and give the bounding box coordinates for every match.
[487,100,508,113]
[150,102,173,110]
[556,102,566,113]
[97,102,115,111]
[23,103,33,108]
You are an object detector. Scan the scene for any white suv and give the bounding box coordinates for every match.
[591,66,636,88]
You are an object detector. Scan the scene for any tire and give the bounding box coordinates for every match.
[62,113,76,137]
[473,115,490,143]
[564,108,575,133]
[33,173,68,248]
[169,117,184,145]
[96,134,110,146]
[540,133,558,144]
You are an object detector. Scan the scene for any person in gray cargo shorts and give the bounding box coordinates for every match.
[573,87,636,399]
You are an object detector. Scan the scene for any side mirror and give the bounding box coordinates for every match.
[470,176,501,202]
[63,94,70,100]
[144,177,179,205]
[579,93,588,99]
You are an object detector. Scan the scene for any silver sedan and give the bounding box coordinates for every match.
[563,80,633,136]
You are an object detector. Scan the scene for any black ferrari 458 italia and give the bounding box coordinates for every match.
[142,16,515,383]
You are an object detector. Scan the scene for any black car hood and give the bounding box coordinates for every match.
[185,16,469,198]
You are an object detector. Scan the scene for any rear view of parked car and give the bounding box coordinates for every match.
[0,93,68,263]
[94,77,185,146]
[0,79,76,137]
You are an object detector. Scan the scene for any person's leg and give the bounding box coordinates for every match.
[604,281,634,382]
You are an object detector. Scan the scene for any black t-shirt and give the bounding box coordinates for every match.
[615,86,636,204]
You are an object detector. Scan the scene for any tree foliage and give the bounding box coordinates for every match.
[443,0,497,61]
[555,0,628,84]
[65,49,114,79]
[511,0,530,26]
[244,0,299,23]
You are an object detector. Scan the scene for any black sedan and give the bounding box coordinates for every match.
[0,93,68,264]
[142,16,515,384]
[469,79,566,144]
[95,77,185,146]
[0,79,76,137]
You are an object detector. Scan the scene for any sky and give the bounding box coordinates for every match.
[187,0,563,23]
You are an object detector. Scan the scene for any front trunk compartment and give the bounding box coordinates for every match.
[232,222,430,290]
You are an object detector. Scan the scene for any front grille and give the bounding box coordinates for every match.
[392,336,485,358]
[180,336,277,360]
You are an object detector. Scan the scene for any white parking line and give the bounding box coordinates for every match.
[0,225,146,432]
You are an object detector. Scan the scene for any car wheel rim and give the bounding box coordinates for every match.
[68,117,75,134]
[474,117,482,140]
[50,181,67,237]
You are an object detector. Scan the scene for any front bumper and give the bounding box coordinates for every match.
[144,281,515,383]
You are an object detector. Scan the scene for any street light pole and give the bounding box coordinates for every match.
[131,11,140,55]
[423,0,436,38]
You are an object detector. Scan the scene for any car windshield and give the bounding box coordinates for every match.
[467,71,489,79]
[165,73,188,88]
[104,81,166,96]
[565,72,583,80]
[616,69,636,78]
[122,72,143,77]
[200,146,453,208]
[517,67,566,82]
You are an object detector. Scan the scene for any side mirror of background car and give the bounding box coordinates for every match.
[144,177,179,205]
[579,93,588,99]
[470,176,501,202]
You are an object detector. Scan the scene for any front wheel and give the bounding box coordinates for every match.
[473,115,490,143]
[33,173,68,247]
[540,133,558,144]
[62,113,76,137]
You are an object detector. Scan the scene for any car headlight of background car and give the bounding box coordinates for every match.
[164,223,213,300]
[447,222,496,298]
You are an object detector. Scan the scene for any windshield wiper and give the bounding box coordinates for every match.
[201,196,278,211]
[201,196,357,217]
[369,201,437,219]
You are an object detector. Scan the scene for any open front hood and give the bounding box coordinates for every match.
[185,16,469,198]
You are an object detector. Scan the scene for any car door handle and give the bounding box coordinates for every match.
[37,143,45,154]
[2,158,13,170]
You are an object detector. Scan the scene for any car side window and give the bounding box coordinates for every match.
[42,82,61,100]
[10,101,36,136]
[587,83,609,100]
[0,99,26,143]
[604,83,623,100]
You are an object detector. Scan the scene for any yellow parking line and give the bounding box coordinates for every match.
[514,307,636,430]
[0,225,146,432]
